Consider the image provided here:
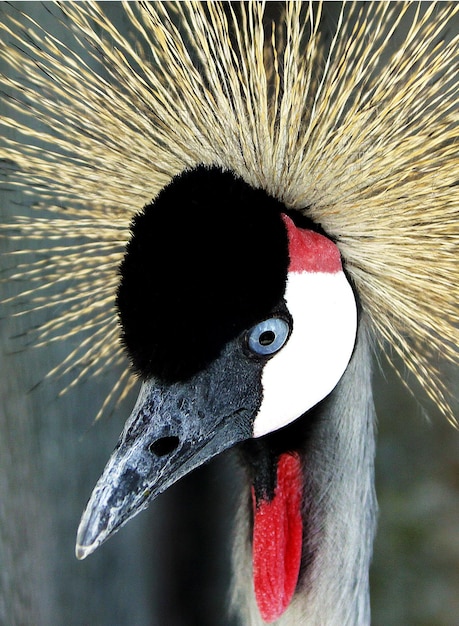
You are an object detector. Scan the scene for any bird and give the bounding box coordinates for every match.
[0,2,458,625]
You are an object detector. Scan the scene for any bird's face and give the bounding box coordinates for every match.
[76,167,357,580]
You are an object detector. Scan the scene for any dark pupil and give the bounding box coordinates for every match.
[259,330,276,346]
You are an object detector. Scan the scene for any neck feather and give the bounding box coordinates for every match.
[231,318,377,625]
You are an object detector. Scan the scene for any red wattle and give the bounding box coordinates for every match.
[252,452,303,623]
[281,213,342,274]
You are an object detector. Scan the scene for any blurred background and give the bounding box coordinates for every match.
[1,3,458,625]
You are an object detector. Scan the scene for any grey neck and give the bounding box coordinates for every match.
[231,318,377,625]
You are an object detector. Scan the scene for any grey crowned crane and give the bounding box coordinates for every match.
[76,165,368,623]
[1,2,458,625]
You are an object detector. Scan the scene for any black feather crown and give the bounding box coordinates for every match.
[116,166,291,382]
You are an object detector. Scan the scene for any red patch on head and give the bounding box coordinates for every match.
[252,453,303,623]
[282,214,342,274]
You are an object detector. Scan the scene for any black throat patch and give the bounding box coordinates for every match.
[116,165,290,381]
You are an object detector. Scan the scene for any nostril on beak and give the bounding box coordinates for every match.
[149,436,180,457]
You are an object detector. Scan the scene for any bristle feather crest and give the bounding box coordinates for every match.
[0,1,457,424]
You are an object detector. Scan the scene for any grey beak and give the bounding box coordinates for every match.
[76,340,261,559]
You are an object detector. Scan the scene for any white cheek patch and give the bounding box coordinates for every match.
[252,270,357,438]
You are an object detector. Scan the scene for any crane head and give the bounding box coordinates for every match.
[76,165,357,618]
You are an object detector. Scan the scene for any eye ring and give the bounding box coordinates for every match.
[246,317,291,357]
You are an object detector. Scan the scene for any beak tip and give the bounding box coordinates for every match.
[75,513,103,560]
[75,543,90,560]
[75,534,100,560]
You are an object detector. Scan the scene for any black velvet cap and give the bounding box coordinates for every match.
[116,165,289,382]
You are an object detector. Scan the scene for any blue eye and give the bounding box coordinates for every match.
[247,318,290,356]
